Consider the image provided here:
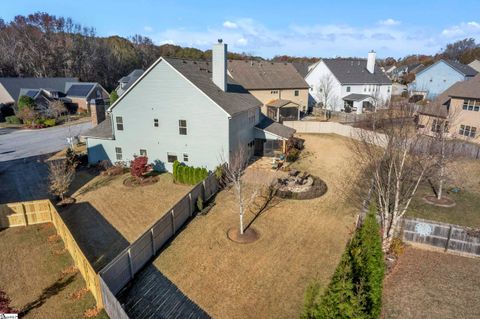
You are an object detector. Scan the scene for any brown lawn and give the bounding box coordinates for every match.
[152,134,358,319]
[383,246,480,319]
[60,172,192,270]
[0,224,108,319]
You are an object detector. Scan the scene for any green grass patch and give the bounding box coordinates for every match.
[408,186,480,228]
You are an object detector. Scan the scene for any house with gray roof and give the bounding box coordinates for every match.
[305,51,392,113]
[116,69,144,96]
[83,40,295,171]
[411,59,478,99]
[65,82,109,113]
[0,77,78,106]
[227,60,309,119]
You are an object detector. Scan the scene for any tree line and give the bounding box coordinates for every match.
[0,12,256,91]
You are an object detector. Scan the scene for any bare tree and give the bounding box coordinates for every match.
[48,160,75,201]
[220,145,273,235]
[49,100,68,118]
[314,74,337,120]
[350,104,435,251]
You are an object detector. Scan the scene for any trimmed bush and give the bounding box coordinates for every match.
[301,206,384,319]
[173,161,209,185]
[5,115,21,124]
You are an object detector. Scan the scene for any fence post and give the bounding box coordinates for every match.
[151,228,156,255]
[21,203,28,226]
[171,209,175,234]
[188,193,193,217]
[127,248,134,279]
[445,225,453,252]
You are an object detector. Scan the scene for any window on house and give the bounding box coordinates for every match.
[140,149,147,156]
[116,116,124,131]
[431,119,448,133]
[167,153,178,163]
[387,86,391,92]
[459,125,477,138]
[271,90,278,94]
[183,153,189,162]
[294,90,299,96]
[115,147,122,160]
[346,87,351,92]
[154,119,159,127]
[179,120,187,135]
[248,109,256,124]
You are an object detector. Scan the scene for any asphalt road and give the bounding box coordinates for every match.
[0,122,92,203]
[0,122,92,162]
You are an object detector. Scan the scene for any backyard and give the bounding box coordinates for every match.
[383,246,480,319]
[148,134,358,318]
[407,159,480,227]
[60,171,192,271]
[0,224,108,318]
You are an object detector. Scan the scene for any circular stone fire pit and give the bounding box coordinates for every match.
[275,170,327,200]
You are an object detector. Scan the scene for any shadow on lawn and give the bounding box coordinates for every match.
[58,201,130,272]
[19,274,76,317]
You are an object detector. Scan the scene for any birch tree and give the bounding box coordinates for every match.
[315,74,337,120]
[350,104,435,251]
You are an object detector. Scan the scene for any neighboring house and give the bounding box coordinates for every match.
[411,59,477,99]
[0,77,78,106]
[305,51,392,114]
[83,41,295,172]
[390,63,424,81]
[468,59,480,73]
[418,74,480,144]
[227,60,309,120]
[65,82,109,113]
[116,69,144,96]
[18,88,64,112]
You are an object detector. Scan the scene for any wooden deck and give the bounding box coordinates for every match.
[117,264,210,319]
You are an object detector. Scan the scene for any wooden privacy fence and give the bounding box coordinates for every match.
[402,217,480,257]
[99,174,218,317]
[0,200,103,308]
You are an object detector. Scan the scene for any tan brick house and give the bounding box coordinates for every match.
[418,74,480,143]
[65,82,109,113]
[227,60,309,121]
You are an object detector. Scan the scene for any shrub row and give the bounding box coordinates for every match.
[173,160,208,185]
[5,115,21,124]
[302,206,384,319]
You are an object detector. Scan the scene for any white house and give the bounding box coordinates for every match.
[83,40,295,172]
[305,51,392,114]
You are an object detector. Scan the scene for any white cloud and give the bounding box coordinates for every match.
[223,21,238,29]
[379,18,400,26]
[442,21,480,38]
[149,18,478,58]
[144,26,154,33]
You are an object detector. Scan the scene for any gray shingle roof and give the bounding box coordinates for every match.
[118,69,144,93]
[164,58,262,116]
[444,60,478,77]
[227,60,309,90]
[0,77,78,102]
[83,116,113,139]
[322,59,391,85]
[291,62,312,78]
[343,93,372,101]
[255,116,296,139]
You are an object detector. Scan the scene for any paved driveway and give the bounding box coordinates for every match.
[0,122,92,203]
[0,122,92,162]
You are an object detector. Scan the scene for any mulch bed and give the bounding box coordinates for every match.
[123,176,159,187]
[423,195,456,207]
[227,227,260,244]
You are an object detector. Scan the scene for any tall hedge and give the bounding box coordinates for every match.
[172,160,209,185]
[301,206,384,319]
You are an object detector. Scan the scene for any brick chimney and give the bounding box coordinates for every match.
[212,39,227,91]
[90,99,106,126]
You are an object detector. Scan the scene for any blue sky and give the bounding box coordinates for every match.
[2,0,480,58]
